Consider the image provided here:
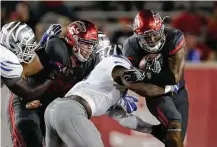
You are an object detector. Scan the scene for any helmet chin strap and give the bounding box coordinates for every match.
[73,51,87,62]
[72,43,88,62]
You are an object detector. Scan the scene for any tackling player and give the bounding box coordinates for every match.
[122,10,189,147]
[0,22,61,100]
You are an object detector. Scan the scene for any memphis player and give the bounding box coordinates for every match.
[44,43,176,147]
[0,21,61,101]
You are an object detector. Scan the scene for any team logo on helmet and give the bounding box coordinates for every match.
[133,14,140,32]
[151,10,162,27]
[69,21,87,35]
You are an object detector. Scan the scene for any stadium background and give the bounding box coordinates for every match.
[1,1,217,147]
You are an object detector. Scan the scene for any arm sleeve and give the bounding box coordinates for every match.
[169,31,186,55]
[45,38,69,67]
[35,47,50,69]
[122,37,140,67]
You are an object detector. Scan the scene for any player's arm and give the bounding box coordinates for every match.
[1,60,57,101]
[113,66,169,98]
[2,76,54,101]
[168,45,185,84]
[122,79,165,98]
[22,54,44,77]
[107,107,152,133]
[12,38,66,101]
[122,74,177,98]
[44,37,69,69]
[1,39,64,101]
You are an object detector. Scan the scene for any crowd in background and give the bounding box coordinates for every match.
[1,1,217,62]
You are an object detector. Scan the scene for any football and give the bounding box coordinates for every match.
[139,54,161,71]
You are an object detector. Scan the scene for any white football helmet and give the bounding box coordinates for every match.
[0,21,37,64]
[96,32,122,60]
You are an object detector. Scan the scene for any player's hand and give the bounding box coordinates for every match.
[39,24,62,47]
[122,68,151,83]
[171,83,180,94]
[26,100,42,109]
[117,93,138,113]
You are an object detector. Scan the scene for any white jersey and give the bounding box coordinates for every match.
[0,44,23,79]
[65,55,132,116]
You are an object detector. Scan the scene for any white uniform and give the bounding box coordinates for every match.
[65,55,132,116]
[0,45,23,87]
[45,55,153,147]
[0,45,23,78]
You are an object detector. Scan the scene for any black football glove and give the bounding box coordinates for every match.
[122,67,152,83]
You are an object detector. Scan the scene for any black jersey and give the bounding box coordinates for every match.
[27,37,100,105]
[123,27,186,87]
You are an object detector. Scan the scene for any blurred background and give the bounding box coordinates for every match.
[1,1,217,147]
[1,1,217,62]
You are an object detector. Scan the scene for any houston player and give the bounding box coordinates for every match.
[122,10,189,147]
[6,20,100,147]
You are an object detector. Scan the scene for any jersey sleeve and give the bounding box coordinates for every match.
[110,55,133,70]
[169,31,186,55]
[82,52,100,78]
[123,37,140,67]
[45,37,70,67]
[35,47,50,69]
[0,51,23,79]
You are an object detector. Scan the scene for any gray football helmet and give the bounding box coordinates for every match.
[0,21,37,63]
[96,32,122,60]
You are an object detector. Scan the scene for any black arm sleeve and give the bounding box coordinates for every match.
[2,76,53,101]
[36,38,70,71]
[35,47,50,69]
[45,37,70,67]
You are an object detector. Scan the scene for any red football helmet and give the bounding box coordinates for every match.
[133,10,166,53]
[65,20,98,62]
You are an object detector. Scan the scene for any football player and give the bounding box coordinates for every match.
[122,10,189,147]
[6,20,100,147]
[0,22,61,100]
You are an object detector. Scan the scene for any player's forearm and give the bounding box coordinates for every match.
[107,107,152,133]
[132,83,165,98]
[4,77,52,101]
[122,77,165,98]
[22,54,44,77]
[144,70,177,85]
